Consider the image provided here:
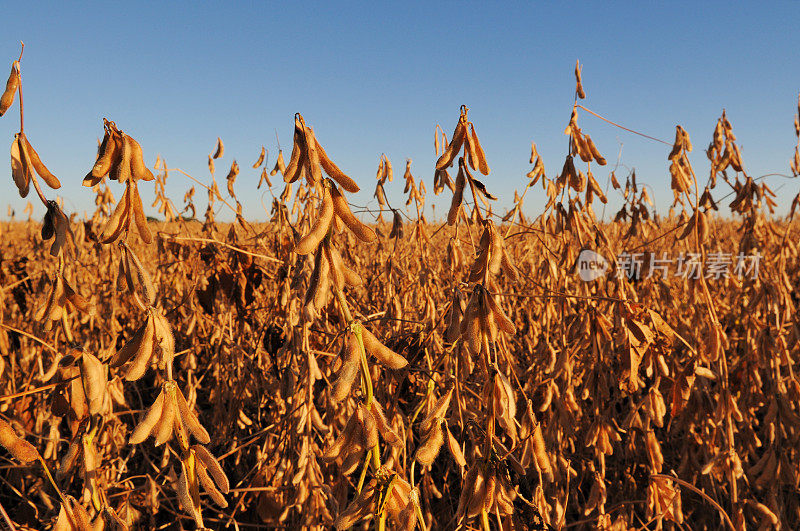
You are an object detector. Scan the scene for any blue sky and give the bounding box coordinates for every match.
[2,2,799,222]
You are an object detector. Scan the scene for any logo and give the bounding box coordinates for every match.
[576,249,609,281]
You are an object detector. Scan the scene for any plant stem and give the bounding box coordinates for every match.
[327,237,384,484]
[355,454,370,494]
[480,508,491,531]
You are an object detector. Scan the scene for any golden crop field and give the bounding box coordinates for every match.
[1,48,800,531]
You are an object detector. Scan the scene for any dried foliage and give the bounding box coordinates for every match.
[1,51,800,531]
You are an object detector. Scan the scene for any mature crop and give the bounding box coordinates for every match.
[1,47,800,530]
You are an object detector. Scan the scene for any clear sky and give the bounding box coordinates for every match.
[2,1,799,223]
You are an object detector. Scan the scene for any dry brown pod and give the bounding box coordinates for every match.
[130,181,152,243]
[192,445,229,507]
[63,277,91,314]
[34,274,65,328]
[11,133,31,197]
[174,383,211,444]
[89,127,120,182]
[327,245,362,289]
[127,135,155,181]
[359,323,408,369]
[370,402,402,448]
[469,123,490,175]
[20,133,61,188]
[323,411,360,462]
[697,210,709,242]
[486,291,516,335]
[270,149,286,176]
[314,134,360,192]
[302,124,324,184]
[334,477,377,530]
[213,137,224,159]
[130,382,206,446]
[447,160,466,226]
[122,242,157,309]
[444,288,465,343]
[436,114,467,170]
[584,135,606,165]
[129,381,164,444]
[465,125,480,171]
[445,425,466,468]
[303,245,331,321]
[389,210,403,238]
[415,420,444,466]
[226,160,240,197]
[385,157,394,182]
[294,185,334,255]
[258,167,271,189]
[253,146,266,168]
[53,495,93,531]
[110,314,155,369]
[119,314,156,381]
[332,330,360,401]
[110,132,133,183]
[330,184,376,242]
[0,418,40,463]
[575,59,586,99]
[177,457,203,528]
[80,351,107,415]
[283,116,306,183]
[587,171,607,204]
[39,202,76,258]
[0,61,20,116]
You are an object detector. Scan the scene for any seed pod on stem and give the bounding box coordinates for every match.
[270,149,286,176]
[129,385,165,444]
[331,329,360,401]
[80,351,107,415]
[0,419,40,463]
[323,410,360,462]
[121,314,157,381]
[87,125,119,183]
[0,61,20,116]
[294,185,333,255]
[283,116,306,184]
[316,136,360,192]
[100,186,130,244]
[370,401,402,448]
[111,314,155,369]
[174,384,210,444]
[253,146,266,168]
[127,134,155,181]
[415,420,444,466]
[447,159,466,226]
[21,133,61,189]
[358,322,408,369]
[330,183,376,242]
[213,137,224,159]
[436,113,467,170]
[469,122,490,175]
[11,133,31,197]
[444,288,465,344]
[486,291,516,335]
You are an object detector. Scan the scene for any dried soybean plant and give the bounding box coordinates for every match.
[3,56,800,530]
[437,105,494,227]
[4,44,112,529]
[274,112,426,530]
[430,105,532,530]
[81,119,230,528]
